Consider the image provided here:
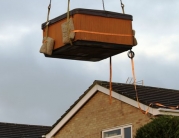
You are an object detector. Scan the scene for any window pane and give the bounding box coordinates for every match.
[104,129,121,137]
[124,127,131,138]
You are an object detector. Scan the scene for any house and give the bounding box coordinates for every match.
[44,80,179,138]
[0,122,51,138]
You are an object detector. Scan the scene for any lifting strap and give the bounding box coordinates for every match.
[40,0,54,55]
[120,0,125,14]
[45,0,51,39]
[128,50,179,114]
[130,57,143,112]
[109,57,112,104]
[67,0,73,45]
[128,50,147,114]
[73,30,133,37]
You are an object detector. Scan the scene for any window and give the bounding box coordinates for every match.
[102,124,132,138]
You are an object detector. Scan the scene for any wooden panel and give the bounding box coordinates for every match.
[73,14,133,45]
[43,13,134,50]
[43,18,67,50]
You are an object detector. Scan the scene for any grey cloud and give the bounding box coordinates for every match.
[0,0,179,126]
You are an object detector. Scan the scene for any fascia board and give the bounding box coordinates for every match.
[158,108,179,116]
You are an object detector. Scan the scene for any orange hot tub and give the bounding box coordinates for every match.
[41,8,136,62]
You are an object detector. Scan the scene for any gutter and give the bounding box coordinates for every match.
[158,108,179,113]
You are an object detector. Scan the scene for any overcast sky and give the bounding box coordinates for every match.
[0,0,179,126]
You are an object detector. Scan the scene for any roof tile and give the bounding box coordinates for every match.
[0,122,51,138]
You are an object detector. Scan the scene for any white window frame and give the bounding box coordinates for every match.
[102,124,132,138]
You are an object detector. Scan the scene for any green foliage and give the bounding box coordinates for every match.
[135,115,179,138]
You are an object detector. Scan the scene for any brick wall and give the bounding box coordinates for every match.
[54,91,151,138]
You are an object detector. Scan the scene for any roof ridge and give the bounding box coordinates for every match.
[94,80,179,92]
[0,122,51,127]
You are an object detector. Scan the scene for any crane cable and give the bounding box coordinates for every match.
[44,0,52,43]
[47,0,52,23]
[102,0,105,11]
[120,0,125,14]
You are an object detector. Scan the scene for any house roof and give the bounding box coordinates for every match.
[45,80,179,137]
[97,80,179,108]
[53,80,179,125]
[0,122,51,138]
